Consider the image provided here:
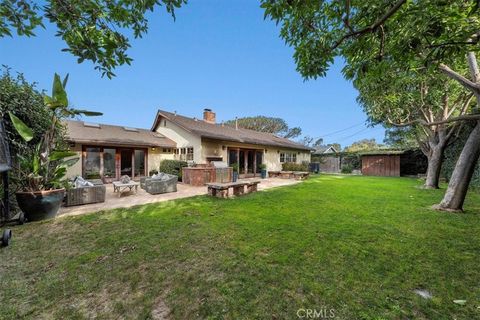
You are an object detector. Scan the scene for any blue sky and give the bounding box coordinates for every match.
[0,0,384,148]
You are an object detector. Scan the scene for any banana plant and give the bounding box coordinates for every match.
[8,73,102,192]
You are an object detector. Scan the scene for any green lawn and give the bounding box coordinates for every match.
[1,175,480,319]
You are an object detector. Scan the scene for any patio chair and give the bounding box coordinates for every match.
[65,178,106,206]
[144,173,178,195]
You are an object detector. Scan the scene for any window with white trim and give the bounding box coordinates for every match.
[280,152,297,163]
[174,147,194,161]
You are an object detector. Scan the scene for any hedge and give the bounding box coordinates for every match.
[282,162,309,171]
[159,159,188,181]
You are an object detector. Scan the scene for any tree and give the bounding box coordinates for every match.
[356,62,472,188]
[344,138,382,153]
[262,0,480,210]
[0,68,52,157]
[0,0,186,77]
[224,116,302,139]
[299,136,324,148]
[383,127,418,150]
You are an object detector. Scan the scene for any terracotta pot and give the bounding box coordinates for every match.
[16,189,65,221]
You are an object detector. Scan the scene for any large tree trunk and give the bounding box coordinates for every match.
[436,52,480,211]
[424,141,446,189]
[437,121,480,210]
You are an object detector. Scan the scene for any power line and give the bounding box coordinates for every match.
[336,127,372,142]
[318,122,365,138]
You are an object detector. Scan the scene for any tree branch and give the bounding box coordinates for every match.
[439,63,480,93]
[331,0,407,50]
[388,114,480,127]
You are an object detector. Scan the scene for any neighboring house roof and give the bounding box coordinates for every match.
[65,120,176,148]
[151,110,313,151]
[313,146,338,154]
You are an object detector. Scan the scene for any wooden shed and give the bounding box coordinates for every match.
[361,153,401,177]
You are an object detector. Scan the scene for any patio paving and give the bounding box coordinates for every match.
[58,177,301,217]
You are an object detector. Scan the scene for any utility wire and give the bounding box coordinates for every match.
[336,127,373,142]
[318,121,365,138]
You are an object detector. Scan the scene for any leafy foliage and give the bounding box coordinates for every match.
[281,161,308,171]
[262,1,479,79]
[383,127,419,149]
[0,68,53,157]
[10,73,101,191]
[159,159,188,180]
[442,122,480,189]
[0,0,187,77]
[224,116,302,139]
[341,165,353,174]
[344,138,383,153]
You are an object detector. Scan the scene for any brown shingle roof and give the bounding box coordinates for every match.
[65,120,176,148]
[152,110,313,151]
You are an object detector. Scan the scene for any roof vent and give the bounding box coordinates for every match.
[124,127,139,132]
[84,122,100,128]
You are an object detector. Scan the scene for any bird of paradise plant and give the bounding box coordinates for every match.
[9,73,102,192]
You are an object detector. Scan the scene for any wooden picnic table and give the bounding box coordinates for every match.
[113,181,139,197]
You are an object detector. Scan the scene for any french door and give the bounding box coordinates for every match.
[227,148,264,178]
[83,146,147,182]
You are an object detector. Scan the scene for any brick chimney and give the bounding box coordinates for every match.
[203,108,216,123]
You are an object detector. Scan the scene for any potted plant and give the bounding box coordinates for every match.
[10,74,101,221]
[231,163,239,182]
[259,163,267,179]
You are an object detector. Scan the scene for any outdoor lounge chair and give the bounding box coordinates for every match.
[144,173,178,195]
[65,178,106,206]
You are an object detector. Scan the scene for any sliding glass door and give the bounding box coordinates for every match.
[83,146,147,182]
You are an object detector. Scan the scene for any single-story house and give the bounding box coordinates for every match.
[313,145,338,154]
[65,108,312,181]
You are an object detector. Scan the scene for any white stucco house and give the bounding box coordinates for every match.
[65,108,312,181]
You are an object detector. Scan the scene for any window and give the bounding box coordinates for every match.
[134,150,146,176]
[84,147,101,179]
[162,148,172,153]
[103,148,116,179]
[280,152,297,163]
[187,147,194,161]
[174,147,194,161]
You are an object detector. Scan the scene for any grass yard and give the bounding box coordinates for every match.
[1,175,480,319]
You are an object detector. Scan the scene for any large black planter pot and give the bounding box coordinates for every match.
[16,189,65,221]
[232,172,238,182]
[261,169,267,179]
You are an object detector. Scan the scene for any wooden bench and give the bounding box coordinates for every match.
[279,171,293,179]
[246,180,260,193]
[206,180,261,198]
[293,171,310,180]
[268,171,280,178]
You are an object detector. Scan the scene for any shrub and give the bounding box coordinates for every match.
[149,169,159,176]
[159,159,188,181]
[231,162,239,172]
[282,162,309,171]
[341,165,353,174]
